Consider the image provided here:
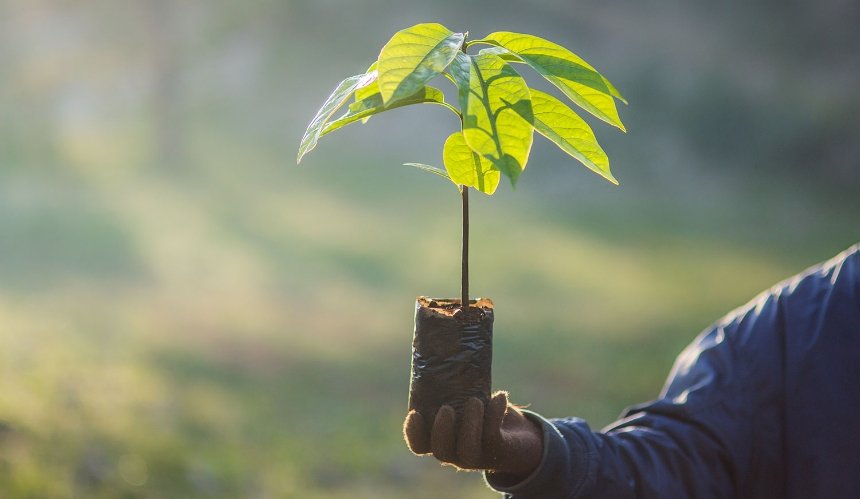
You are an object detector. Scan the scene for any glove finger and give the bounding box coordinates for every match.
[404,410,431,455]
[456,397,484,468]
[431,405,457,464]
[484,391,508,451]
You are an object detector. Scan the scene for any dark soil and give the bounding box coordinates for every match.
[417,296,493,324]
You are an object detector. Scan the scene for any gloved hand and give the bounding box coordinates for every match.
[403,391,543,478]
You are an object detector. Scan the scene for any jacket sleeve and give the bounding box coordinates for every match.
[485,290,788,499]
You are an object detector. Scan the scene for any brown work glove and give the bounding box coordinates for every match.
[403,391,544,478]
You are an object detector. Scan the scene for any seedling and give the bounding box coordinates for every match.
[298,22,626,311]
[298,23,626,420]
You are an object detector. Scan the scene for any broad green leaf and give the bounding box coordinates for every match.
[447,51,533,186]
[442,132,500,195]
[530,89,616,184]
[475,32,626,131]
[377,23,464,105]
[321,86,446,136]
[297,71,377,163]
[403,163,459,189]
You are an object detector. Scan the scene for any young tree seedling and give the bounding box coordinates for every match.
[298,23,626,314]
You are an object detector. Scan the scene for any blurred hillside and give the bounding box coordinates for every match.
[0,0,857,497]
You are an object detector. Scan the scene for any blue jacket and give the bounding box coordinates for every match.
[487,244,860,498]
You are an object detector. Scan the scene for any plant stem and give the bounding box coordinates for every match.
[460,36,470,313]
[461,186,469,311]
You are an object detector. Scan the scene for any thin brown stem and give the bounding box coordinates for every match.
[461,186,469,311]
[460,35,470,313]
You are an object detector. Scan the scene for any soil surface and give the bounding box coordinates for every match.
[417,297,494,323]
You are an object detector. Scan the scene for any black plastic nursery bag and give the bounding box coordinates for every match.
[408,297,494,423]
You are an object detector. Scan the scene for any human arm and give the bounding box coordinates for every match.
[403,245,860,498]
[488,265,817,498]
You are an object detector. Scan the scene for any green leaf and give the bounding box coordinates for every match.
[530,89,616,184]
[377,23,464,105]
[447,51,533,186]
[321,86,446,136]
[402,162,458,189]
[442,132,500,195]
[475,32,626,131]
[297,71,378,164]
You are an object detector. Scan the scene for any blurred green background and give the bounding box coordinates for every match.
[0,0,857,497]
